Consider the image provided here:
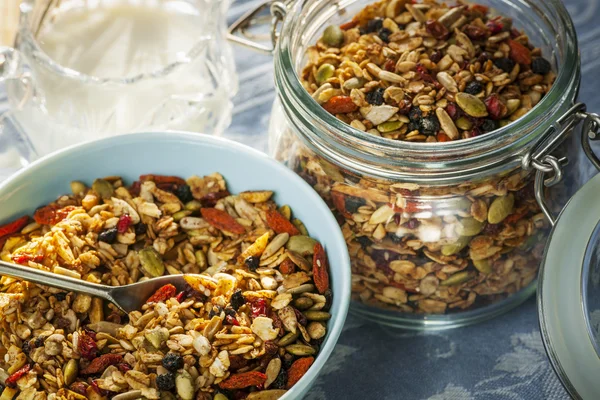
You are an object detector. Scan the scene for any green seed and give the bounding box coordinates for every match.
[138,247,165,277]
[293,297,314,310]
[303,311,331,321]
[292,219,309,236]
[377,120,403,132]
[488,194,514,224]
[455,93,488,118]
[246,390,288,400]
[63,359,78,386]
[322,25,345,47]
[70,181,86,196]
[214,394,229,400]
[286,235,316,256]
[278,331,300,346]
[144,327,169,348]
[286,344,316,356]
[455,116,473,130]
[184,200,202,211]
[499,119,511,127]
[473,258,492,274]
[455,217,484,237]
[278,205,291,220]
[172,210,192,222]
[440,271,475,286]
[92,179,114,199]
[441,236,471,256]
[316,63,335,85]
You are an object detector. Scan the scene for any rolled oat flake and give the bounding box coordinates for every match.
[537,143,600,399]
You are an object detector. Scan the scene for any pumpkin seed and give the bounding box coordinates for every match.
[264,358,282,389]
[214,395,229,400]
[184,200,202,211]
[138,247,165,277]
[70,181,86,196]
[63,359,78,386]
[441,236,471,256]
[293,297,314,310]
[172,210,192,222]
[455,93,488,118]
[286,344,316,356]
[292,219,308,236]
[307,321,327,340]
[455,217,484,236]
[455,116,473,130]
[92,179,114,199]
[262,233,290,259]
[507,98,521,115]
[277,331,300,346]
[144,327,169,348]
[377,120,403,133]
[278,205,291,220]
[175,370,194,400]
[246,391,288,400]
[303,311,331,321]
[473,258,492,274]
[286,235,317,256]
[316,63,335,85]
[440,271,475,286]
[488,194,515,224]
[322,25,345,47]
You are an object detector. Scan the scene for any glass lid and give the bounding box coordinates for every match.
[539,171,600,399]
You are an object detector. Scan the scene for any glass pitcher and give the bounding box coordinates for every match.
[0,0,237,161]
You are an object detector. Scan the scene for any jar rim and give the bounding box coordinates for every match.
[274,0,581,182]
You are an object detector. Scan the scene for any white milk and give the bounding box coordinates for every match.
[8,0,234,156]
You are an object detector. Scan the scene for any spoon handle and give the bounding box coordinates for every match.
[0,260,114,301]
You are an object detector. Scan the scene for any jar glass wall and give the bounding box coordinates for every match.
[269,0,580,328]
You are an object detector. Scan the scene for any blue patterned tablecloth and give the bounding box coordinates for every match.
[2,0,600,398]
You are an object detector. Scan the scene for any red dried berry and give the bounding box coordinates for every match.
[78,331,98,360]
[425,20,449,40]
[146,284,177,304]
[250,298,267,318]
[81,354,123,375]
[225,315,240,326]
[117,214,132,234]
[486,19,503,34]
[484,94,508,120]
[200,190,231,207]
[0,216,29,239]
[129,181,141,197]
[117,363,132,373]
[463,24,488,41]
[5,364,31,388]
[175,291,187,303]
[445,102,461,120]
[383,59,395,72]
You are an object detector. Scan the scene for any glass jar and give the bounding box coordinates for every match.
[263,0,584,329]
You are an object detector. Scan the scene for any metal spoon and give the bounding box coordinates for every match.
[0,260,191,313]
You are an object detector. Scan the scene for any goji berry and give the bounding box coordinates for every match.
[5,364,31,388]
[80,353,123,375]
[11,253,44,264]
[146,284,177,304]
[312,243,330,295]
[34,205,58,225]
[139,174,186,186]
[55,206,78,223]
[129,181,141,197]
[436,132,451,142]
[279,258,296,275]
[78,331,98,360]
[250,298,267,318]
[286,357,314,389]
[504,210,529,224]
[339,20,357,30]
[265,210,300,236]
[117,214,132,234]
[508,39,531,65]
[322,96,358,114]
[218,371,267,390]
[0,216,29,238]
[200,208,246,235]
[331,191,351,218]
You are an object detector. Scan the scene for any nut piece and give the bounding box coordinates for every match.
[251,317,279,341]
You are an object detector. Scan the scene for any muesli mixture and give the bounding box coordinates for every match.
[0,173,332,399]
[273,0,553,313]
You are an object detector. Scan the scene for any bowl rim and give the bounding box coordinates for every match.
[0,131,351,398]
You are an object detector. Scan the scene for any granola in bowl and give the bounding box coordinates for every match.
[0,173,333,400]
[271,0,558,317]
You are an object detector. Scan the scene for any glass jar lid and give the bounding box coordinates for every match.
[539,170,600,399]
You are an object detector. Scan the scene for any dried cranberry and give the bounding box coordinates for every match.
[175,291,187,303]
[225,315,240,326]
[484,223,502,235]
[429,50,443,63]
[463,24,488,41]
[117,363,132,373]
[90,380,106,395]
[366,87,385,106]
[397,99,412,114]
[250,298,268,318]
[55,317,71,330]
[70,382,87,395]
[494,57,515,73]
[425,20,449,40]
[383,59,395,72]
[229,355,249,371]
[77,331,98,360]
[365,18,383,33]
[117,214,132,234]
[531,57,552,75]
[464,81,483,95]
[445,102,461,120]
[415,63,435,83]
[486,19,504,34]
[484,94,508,120]
[294,308,307,326]
[404,219,420,229]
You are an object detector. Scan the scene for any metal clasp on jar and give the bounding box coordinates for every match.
[227,0,289,54]
[522,102,600,225]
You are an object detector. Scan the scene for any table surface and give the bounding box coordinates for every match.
[2,0,600,398]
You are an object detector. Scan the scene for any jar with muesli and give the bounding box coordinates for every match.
[251,0,593,328]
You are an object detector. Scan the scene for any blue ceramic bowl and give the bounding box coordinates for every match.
[0,132,350,399]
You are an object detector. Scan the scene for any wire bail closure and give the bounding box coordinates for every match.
[524,103,600,225]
